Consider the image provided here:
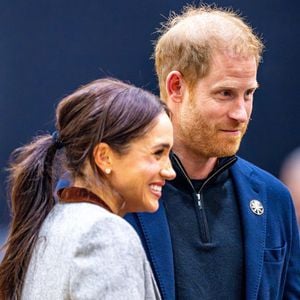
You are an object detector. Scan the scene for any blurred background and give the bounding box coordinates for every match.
[0,0,299,251]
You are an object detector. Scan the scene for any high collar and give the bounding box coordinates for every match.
[57,186,113,212]
[170,152,237,193]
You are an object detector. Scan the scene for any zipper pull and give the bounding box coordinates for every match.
[194,193,202,209]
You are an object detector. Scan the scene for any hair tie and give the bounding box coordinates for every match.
[51,131,64,149]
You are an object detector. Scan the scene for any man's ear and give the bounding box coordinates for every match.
[93,143,113,174]
[166,71,186,103]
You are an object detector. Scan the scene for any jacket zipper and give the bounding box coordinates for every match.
[172,154,236,243]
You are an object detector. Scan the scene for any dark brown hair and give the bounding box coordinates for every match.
[0,78,168,299]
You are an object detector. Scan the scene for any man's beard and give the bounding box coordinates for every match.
[179,115,248,158]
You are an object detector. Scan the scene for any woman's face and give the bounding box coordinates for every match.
[109,112,175,214]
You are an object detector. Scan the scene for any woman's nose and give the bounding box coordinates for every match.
[160,163,176,180]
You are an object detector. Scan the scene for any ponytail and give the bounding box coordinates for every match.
[0,134,57,299]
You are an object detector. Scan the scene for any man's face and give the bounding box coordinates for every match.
[175,51,258,158]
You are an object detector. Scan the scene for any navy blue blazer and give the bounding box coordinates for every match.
[125,157,300,299]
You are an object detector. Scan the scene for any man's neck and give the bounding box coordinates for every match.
[172,147,218,180]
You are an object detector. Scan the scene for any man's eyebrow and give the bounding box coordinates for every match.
[212,83,260,90]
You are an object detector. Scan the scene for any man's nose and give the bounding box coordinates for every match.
[228,98,250,123]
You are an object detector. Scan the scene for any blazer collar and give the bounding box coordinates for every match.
[136,202,175,300]
[231,160,267,300]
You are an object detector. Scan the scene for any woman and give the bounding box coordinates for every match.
[0,78,175,299]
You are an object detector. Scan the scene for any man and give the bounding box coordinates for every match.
[125,5,300,299]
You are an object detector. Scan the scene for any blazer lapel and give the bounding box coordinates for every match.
[231,162,267,300]
[137,201,175,300]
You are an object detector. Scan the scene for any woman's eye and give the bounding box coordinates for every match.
[154,149,164,157]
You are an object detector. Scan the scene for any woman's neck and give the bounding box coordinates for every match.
[73,178,126,216]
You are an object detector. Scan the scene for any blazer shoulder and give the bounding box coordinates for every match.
[235,157,289,194]
[39,203,143,253]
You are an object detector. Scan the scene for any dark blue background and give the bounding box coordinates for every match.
[0,0,299,225]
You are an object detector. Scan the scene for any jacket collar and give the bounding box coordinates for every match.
[231,159,267,300]
[136,204,175,300]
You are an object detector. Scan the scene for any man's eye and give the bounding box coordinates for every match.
[220,90,232,97]
[246,89,255,96]
[216,90,233,100]
[245,89,256,100]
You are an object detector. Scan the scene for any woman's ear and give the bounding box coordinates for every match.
[166,71,186,103]
[93,143,113,174]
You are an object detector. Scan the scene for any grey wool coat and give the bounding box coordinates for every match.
[21,202,161,300]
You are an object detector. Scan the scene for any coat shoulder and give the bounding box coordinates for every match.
[235,157,290,195]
